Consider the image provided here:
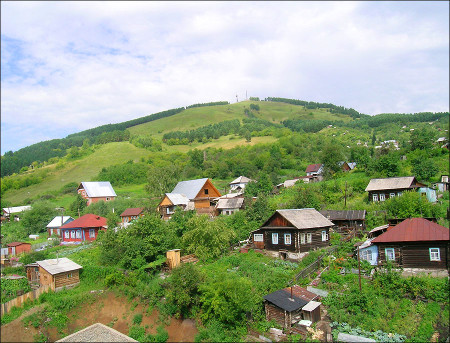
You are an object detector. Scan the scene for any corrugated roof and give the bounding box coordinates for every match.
[7,242,31,247]
[319,210,366,221]
[372,217,449,243]
[365,176,417,192]
[171,178,209,200]
[46,216,74,228]
[306,164,323,173]
[37,257,82,275]
[120,208,144,217]
[56,323,138,342]
[369,224,389,234]
[60,214,107,229]
[79,182,116,198]
[284,285,318,302]
[2,206,32,214]
[230,176,252,185]
[264,289,309,312]
[216,197,244,210]
[264,209,333,229]
[166,193,190,205]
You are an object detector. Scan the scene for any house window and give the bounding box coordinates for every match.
[70,230,76,238]
[106,197,110,201]
[390,193,395,198]
[272,233,278,245]
[57,229,60,236]
[64,231,69,239]
[362,249,372,261]
[89,229,95,238]
[321,231,328,241]
[379,194,385,201]
[372,194,378,202]
[307,233,312,243]
[300,233,306,244]
[397,192,402,196]
[429,248,440,261]
[204,189,209,195]
[284,234,291,245]
[166,207,171,215]
[76,230,81,239]
[385,248,395,261]
[254,234,263,242]
[67,273,73,278]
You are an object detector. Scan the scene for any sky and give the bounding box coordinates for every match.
[1,1,449,154]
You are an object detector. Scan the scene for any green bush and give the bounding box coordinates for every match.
[133,313,143,325]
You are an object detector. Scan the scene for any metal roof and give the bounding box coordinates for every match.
[369,224,389,234]
[60,214,107,229]
[320,210,366,221]
[277,179,300,188]
[7,242,31,247]
[264,289,309,312]
[305,164,323,173]
[119,208,144,217]
[56,323,138,342]
[79,182,116,198]
[46,216,74,228]
[302,300,321,312]
[37,257,82,275]
[372,217,449,243]
[171,178,209,200]
[166,193,190,206]
[2,206,32,214]
[365,176,418,192]
[263,209,334,230]
[230,176,252,185]
[216,197,244,210]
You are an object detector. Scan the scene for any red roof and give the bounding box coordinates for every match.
[306,164,322,173]
[60,214,107,229]
[120,207,144,217]
[372,217,449,243]
[282,285,318,302]
[7,242,31,247]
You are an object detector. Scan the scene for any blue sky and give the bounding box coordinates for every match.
[1,1,449,154]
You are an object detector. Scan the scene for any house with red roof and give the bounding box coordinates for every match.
[305,164,323,176]
[60,214,107,243]
[372,217,449,270]
[120,207,145,225]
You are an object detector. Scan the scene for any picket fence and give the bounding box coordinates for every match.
[1,285,51,316]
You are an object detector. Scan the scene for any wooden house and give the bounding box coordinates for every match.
[6,242,32,256]
[120,207,145,224]
[33,257,82,291]
[2,205,31,222]
[215,195,245,215]
[46,216,74,238]
[305,164,323,177]
[250,209,333,260]
[320,210,366,234]
[59,214,107,243]
[264,285,321,329]
[229,176,254,192]
[365,176,425,202]
[77,181,116,206]
[339,161,357,172]
[157,178,221,219]
[372,217,449,270]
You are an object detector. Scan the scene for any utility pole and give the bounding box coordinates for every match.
[357,244,362,292]
[236,94,238,103]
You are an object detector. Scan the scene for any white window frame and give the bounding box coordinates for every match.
[89,229,95,238]
[372,194,378,202]
[385,248,395,261]
[307,233,312,243]
[284,233,291,245]
[362,249,372,261]
[379,193,385,202]
[272,233,278,245]
[390,193,395,198]
[321,231,328,241]
[254,234,264,242]
[64,230,69,239]
[106,197,110,201]
[70,230,76,239]
[300,233,306,244]
[429,248,440,261]
[76,230,81,239]
[397,192,402,197]
[57,229,60,236]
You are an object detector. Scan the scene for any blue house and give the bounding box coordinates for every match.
[357,238,378,266]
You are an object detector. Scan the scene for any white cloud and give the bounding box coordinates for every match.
[1,1,449,153]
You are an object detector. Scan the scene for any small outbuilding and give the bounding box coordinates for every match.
[6,242,32,256]
[34,257,82,291]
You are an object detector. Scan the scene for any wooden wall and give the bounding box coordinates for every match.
[54,270,80,290]
[265,302,288,328]
[39,267,54,289]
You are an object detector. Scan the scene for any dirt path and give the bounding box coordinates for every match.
[1,291,198,342]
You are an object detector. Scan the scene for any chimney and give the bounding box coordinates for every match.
[289,286,295,302]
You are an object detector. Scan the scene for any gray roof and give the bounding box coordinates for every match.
[230,176,252,185]
[171,178,209,200]
[266,209,333,229]
[319,210,366,221]
[37,257,82,275]
[264,289,309,312]
[80,182,116,198]
[3,205,32,214]
[277,179,300,188]
[56,323,138,342]
[166,193,189,206]
[46,216,74,228]
[216,197,244,210]
[365,176,417,192]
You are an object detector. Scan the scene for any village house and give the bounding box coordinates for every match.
[264,285,321,329]
[371,217,449,270]
[120,207,145,225]
[365,176,426,202]
[305,164,324,177]
[229,176,254,192]
[339,161,357,172]
[6,242,32,256]
[26,257,82,291]
[77,181,116,206]
[46,216,74,238]
[59,214,107,243]
[276,178,301,190]
[319,210,366,235]
[435,175,449,192]
[2,205,31,222]
[250,209,334,260]
[157,178,221,220]
[215,195,245,215]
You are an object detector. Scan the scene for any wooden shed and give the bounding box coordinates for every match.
[7,242,32,256]
[36,257,82,291]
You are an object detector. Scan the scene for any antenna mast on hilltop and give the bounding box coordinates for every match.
[246,90,247,100]
[236,94,238,103]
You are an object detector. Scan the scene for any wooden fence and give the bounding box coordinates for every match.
[1,285,51,316]
[294,245,338,281]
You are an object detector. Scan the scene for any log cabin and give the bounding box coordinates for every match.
[319,210,366,234]
[365,176,425,203]
[77,181,116,206]
[34,257,82,291]
[372,217,449,270]
[250,209,333,260]
[60,214,107,243]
